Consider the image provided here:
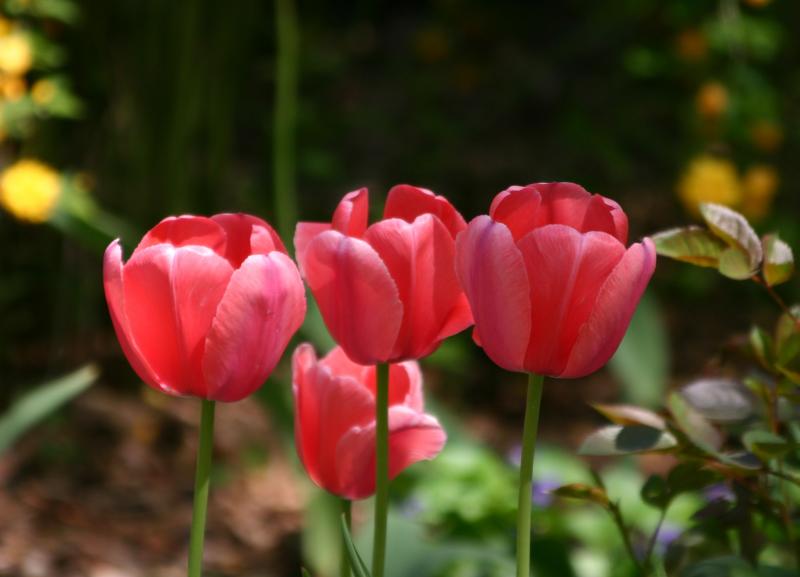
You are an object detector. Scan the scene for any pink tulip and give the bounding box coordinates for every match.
[292,343,446,499]
[104,214,306,402]
[294,185,473,365]
[455,182,656,378]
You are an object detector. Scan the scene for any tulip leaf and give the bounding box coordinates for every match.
[552,483,609,507]
[680,379,755,422]
[742,430,791,460]
[578,425,677,456]
[0,364,98,456]
[762,234,794,286]
[652,226,726,267]
[341,514,372,577]
[591,403,666,430]
[699,203,762,276]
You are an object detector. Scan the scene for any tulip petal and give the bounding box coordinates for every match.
[362,361,425,411]
[203,252,306,401]
[122,245,233,396]
[335,407,446,500]
[516,225,626,375]
[294,222,332,274]
[103,240,163,391]
[455,215,531,371]
[561,238,656,378]
[537,182,628,242]
[303,230,403,364]
[365,215,470,360]
[134,215,226,257]
[211,213,286,267]
[332,187,369,238]
[293,344,375,496]
[384,184,467,237]
[320,345,372,385]
[489,185,543,241]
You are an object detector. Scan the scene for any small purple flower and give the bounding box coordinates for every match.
[703,483,734,503]
[532,478,561,507]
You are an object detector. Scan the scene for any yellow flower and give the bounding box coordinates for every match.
[677,155,742,216]
[0,159,62,223]
[0,74,26,100]
[741,164,778,221]
[0,33,32,76]
[31,78,55,105]
[0,18,12,37]
[695,81,728,119]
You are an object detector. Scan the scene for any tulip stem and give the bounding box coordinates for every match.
[516,373,544,577]
[341,499,352,577]
[188,399,216,577]
[372,362,390,577]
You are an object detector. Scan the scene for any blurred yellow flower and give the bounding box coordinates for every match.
[741,164,778,221]
[675,29,707,62]
[1,74,26,100]
[678,155,742,216]
[0,18,12,37]
[750,120,782,152]
[0,159,62,223]
[695,81,728,119]
[0,33,32,76]
[31,78,55,105]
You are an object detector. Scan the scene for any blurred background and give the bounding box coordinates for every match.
[0,0,799,576]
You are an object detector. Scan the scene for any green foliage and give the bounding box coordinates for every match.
[579,425,677,456]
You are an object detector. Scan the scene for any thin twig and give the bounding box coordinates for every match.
[591,470,644,575]
[751,275,799,324]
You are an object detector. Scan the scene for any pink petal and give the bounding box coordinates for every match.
[134,215,226,257]
[320,345,372,385]
[211,213,286,268]
[365,215,470,360]
[335,407,446,500]
[303,230,403,365]
[455,216,531,372]
[122,245,233,396]
[516,225,625,375]
[536,182,627,242]
[488,185,543,241]
[294,222,332,274]
[332,188,369,238]
[362,361,425,411]
[202,252,306,401]
[292,344,375,496]
[103,241,162,391]
[561,238,656,378]
[384,185,467,238]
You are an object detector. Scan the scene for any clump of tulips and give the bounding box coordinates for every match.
[104,183,656,577]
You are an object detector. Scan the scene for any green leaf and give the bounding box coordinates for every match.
[774,306,800,352]
[340,514,371,577]
[609,292,669,408]
[641,474,670,509]
[591,403,665,429]
[668,392,722,453]
[680,379,755,422]
[749,326,774,369]
[652,226,726,267]
[552,483,609,507]
[680,556,756,577]
[666,463,721,495]
[762,234,794,286]
[700,203,762,278]
[578,425,677,456]
[742,430,791,460]
[301,568,312,577]
[301,490,341,577]
[0,364,98,455]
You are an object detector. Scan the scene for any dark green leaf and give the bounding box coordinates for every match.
[652,226,726,268]
[578,425,677,456]
[301,568,312,577]
[749,326,774,369]
[762,234,794,286]
[641,474,670,509]
[0,364,98,455]
[742,430,791,459]
[680,556,756,577]
[667,463,721,495]
[552,483,609,507]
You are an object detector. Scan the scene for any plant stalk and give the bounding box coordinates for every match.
[372,363,390,577]
[188,399,216,577]
[516,373,544,577]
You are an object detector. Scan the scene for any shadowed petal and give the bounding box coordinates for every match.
[212,213,286,268]
[203,252,306,401]
[332,188,369,238]
[294,222,332,274]
[303,230,403,364]
[561,238,656,378]
[455,215,531,372]
[134,215,226,257]
[489,185,543,241]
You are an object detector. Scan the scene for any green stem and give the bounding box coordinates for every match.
[341,499,352,577]
[188,399,216,577]
[273,0,299,245]
[592,470,643,575]
[372,363,390,577]
[516,373,544,577]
